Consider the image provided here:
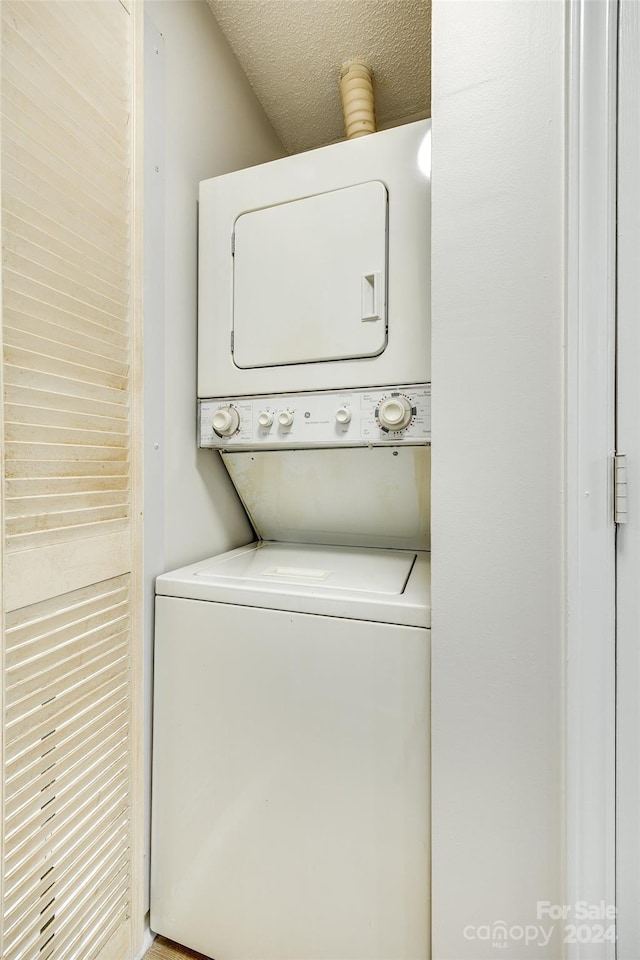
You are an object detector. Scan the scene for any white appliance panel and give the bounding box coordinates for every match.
[222,446,431,551]
[199,384,431,450]
[195,540,414,593]
[198,120,431,397]
[155,542,431,628]
[151,596,430,960]
[233,181,388,368]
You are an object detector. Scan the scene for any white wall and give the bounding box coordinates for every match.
[147,0,285,571]
[144,0,284,912]
[430,3,565,956]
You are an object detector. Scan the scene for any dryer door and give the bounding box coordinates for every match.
[232,181,388,369]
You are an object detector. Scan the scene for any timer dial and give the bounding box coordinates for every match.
[278,410,294,427]
[212,405,240,437]
[377,396,413,432]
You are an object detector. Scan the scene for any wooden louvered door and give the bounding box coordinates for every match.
[0,2,143,959]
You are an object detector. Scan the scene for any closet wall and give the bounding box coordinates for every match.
[142,0,284,912]
[145,0,284,573]
[431,2,565,956]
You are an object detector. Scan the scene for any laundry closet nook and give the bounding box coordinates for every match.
[0,2,566,960]
[148,3,433,953]
[145,0,564,956]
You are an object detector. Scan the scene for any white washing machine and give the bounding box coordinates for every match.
[150,540,430,960]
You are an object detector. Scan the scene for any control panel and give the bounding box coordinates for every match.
[198,385,431,449]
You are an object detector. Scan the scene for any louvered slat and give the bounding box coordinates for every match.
[4,346,129,391]
[5,404,129,434]
[3,171,129,269]
[4,212,129,302]
[5,476,129,498]
[5,575,128,644]
[4,812,129,960]
[2,102,129,209]
[2,576,132,958]
[1,1,138,956]
[5,443,128,464]
[2,0,131,568]
[4,363,130,406]
[4,844,129,960]
[4,320,128,368]
[4,683,127,788]
[3,201,129,286]
[3,3,128,130]
[6,632,128,714]
[5,422,129,448]
[3,289,130,349]
[4,813,127,928]
[5,383,129,418]
[5,712,128,825]
[6,656,128,765]
[5,682,129,807]
[4,774,128,904]
[5,490,129,520]
[3,313,130,367]
[5,460,129,481]
[4,757,129,868]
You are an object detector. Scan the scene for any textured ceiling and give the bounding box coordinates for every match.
[206,0,431,154]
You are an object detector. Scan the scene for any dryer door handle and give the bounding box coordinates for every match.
[361,272,381,322]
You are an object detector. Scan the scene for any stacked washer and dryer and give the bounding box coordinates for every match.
[151,120,432,960]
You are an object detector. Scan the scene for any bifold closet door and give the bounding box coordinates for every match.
[0,2,143,959]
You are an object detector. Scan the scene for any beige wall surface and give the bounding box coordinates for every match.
[430,2,565,956]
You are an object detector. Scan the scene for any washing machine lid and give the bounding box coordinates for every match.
[156,542,430,628]
[196,541,412,593]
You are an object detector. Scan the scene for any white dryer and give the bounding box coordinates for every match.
[198,120,431,398]
[150,541,430,960]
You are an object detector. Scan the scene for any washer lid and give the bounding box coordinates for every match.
[194,542,414,595]
[156,542,430,628]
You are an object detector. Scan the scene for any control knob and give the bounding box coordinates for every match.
[278,410,294,428]
[258,411,274,428]
[335,408,351,424]
[377,396,413,432]
[212,405,240,437]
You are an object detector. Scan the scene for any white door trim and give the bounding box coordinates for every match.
[566,0,618,954]
[614,2,640,952]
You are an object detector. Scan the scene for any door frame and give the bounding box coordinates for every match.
[566,0,618,954]
[613,1,640,953]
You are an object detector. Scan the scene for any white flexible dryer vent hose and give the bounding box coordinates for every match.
[339,60,376,139]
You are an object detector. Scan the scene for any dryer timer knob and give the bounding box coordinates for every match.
[278,410,294,428]
[212,405,240,437]
[377,396,413,431]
